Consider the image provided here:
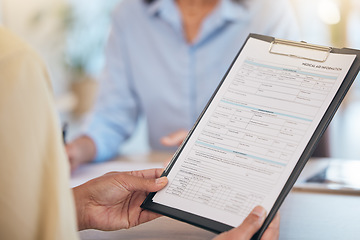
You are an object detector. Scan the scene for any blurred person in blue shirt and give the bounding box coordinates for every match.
[66,0,301,170]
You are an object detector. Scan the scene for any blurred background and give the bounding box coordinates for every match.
[1,0,360,158]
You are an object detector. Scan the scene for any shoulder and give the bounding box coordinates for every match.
[0,27,51,92]
[0,27,45,67]
[0,27,31,60]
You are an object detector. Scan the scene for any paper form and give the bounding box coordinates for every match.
[153,38,356,227]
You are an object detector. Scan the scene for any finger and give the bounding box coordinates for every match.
[127,168,165,179]
[66,145,78,172]
[237,206,267,238]
[103,171,121,176]
[65,144,74,161]
[219,206,266,240]
[260,212,280,240]
[160,130,188,146]
[114,173,168,193]
[267,212,280,230]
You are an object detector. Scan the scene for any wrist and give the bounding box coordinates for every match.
[72,185,88,231]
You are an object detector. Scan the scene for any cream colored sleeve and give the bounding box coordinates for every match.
[0,28,79,240]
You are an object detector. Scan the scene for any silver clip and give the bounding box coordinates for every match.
[269,39,332,62]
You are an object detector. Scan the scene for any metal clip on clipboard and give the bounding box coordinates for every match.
[269,38,332,62]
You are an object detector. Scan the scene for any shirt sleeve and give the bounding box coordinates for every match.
[83,7,141,162]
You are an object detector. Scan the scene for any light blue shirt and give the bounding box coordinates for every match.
[84,0,300,162]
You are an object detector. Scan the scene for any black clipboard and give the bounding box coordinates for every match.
[142,34,360,239]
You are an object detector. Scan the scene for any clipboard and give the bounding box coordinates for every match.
[142,34,360,239]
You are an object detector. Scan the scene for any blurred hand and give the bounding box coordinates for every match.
[160,129,189,166]
[214,206,280,240]
[65,136,96,172]
[73,168,168,231]
[160,129,189,147]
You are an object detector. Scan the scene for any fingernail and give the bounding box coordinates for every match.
[155,176,167,185]
[251,206,266,222]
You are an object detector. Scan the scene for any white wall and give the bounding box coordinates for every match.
[1,0,70,96]
[0,0,3,23]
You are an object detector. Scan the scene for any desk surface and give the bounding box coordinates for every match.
[71,153,360,240]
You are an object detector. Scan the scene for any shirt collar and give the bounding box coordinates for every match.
[147,0,175,17]
[146,0,182,30]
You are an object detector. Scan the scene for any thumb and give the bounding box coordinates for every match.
[160,130,188,147]
[236,206,266,238]
[116,174,168,193]
[215,206,266,240]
